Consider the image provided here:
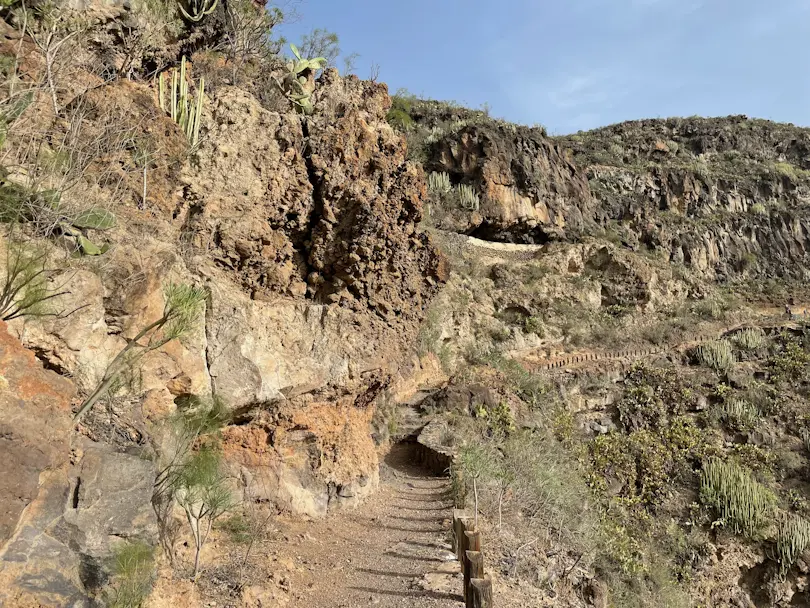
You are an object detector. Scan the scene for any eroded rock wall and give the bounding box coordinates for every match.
[3,66,443,529]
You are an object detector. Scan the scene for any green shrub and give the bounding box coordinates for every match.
[773,162,807,181]
[776,514,810,579]
[173,393,229,436]
[599,519,647,576]
[105,540,155,608]
[218,513,251,544]
[473,401,516,437]
[480,353,548,406]
[153,393,228,563]
[720,398,759,432]
[176,446,235,580]
[617,385,665,432]
[589,417,708,506]
[769,337,810,383]
[501,432,598,553]
[617,364,696,431]
[691,297,730,320]
[750,202,767,216]
[524,316,544,336]
[458,443,497,528]
[699,458,775,538]
[521,263,550,283]
[730,444,774,473]
[732,327,765,350]
[695,339,734,373]
[386,90,415,131]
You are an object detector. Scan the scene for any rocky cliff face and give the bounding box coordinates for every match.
[1,31,442,521]
[174,71,444,515]
[429,123,593,242]
[409,101,594,243]
[411,104,810,283]
[558,115,810,283]
[0,23,446,601]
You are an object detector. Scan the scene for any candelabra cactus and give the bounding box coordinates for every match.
[159,56,205,147]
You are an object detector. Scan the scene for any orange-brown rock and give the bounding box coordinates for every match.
[0,321,74,544]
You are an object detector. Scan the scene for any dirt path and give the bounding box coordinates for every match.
[273,443,462,608]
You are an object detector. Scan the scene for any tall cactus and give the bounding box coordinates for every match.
[178,0,218,22]
[158,56,205,147]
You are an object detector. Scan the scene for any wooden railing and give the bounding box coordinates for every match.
[527,317,804,371]
[452,509,493,608]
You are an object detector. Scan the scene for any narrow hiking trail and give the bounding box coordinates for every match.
[514,305,810,372]
[272,443,462,608]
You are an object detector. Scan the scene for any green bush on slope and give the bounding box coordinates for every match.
[700,458,775,538]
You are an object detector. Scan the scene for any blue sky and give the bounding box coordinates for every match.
[277,0,810,134]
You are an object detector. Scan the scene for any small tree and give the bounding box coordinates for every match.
[152,394,229,563]
[0,236,68,321]
[74,283,206,422]
[297,28,340,67]
[492,459,515,531]
[342,52,359,75]
[222,0,286,82]
[175,446,234,580]
[459,443,495,530]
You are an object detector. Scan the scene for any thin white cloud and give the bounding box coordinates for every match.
[546,71,617,109]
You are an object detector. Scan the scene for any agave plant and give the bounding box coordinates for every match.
[178,0,218,22]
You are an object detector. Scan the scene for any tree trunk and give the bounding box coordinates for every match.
[192,543,201,581]
[498,487,503,531]
[141,166,147,208]
[46,49,58,115]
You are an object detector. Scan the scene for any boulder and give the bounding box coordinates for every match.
[0,441,158,606]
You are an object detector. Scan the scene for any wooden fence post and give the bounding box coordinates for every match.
[465,530,481,554]
[469,576,493,608]
[464,551,485,608]
[461,529,481,600]
[453,510,470,560]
